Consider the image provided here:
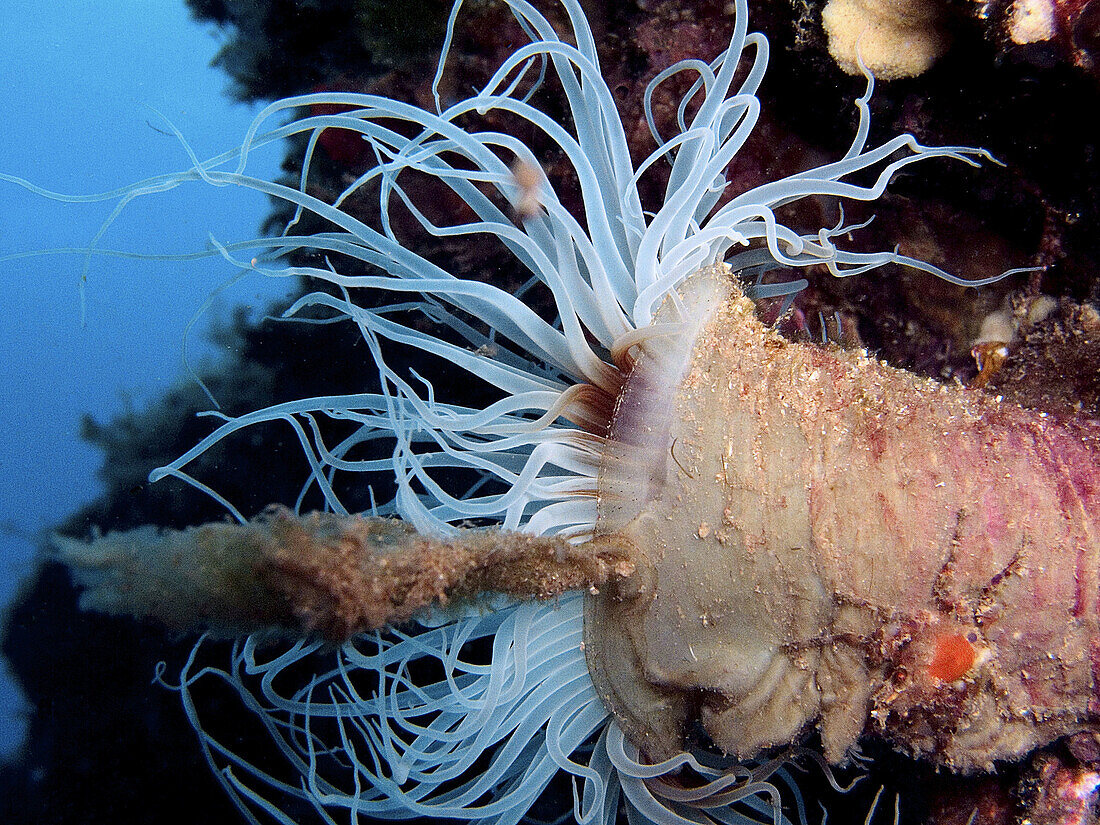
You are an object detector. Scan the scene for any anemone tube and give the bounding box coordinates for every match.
[34,0,1100,823]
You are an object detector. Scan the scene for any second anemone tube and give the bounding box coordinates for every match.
[7,0,1024,822]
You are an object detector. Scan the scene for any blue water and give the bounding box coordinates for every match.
[0,0,285,759]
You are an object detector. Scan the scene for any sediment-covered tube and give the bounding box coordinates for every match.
[57,505,635,641]
[585,263,1100,772]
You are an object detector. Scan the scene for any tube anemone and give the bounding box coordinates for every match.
[14,0,1027,822]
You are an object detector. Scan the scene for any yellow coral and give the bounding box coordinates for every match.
[822,0,951,80]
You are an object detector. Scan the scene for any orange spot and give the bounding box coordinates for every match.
[928,633,976,683]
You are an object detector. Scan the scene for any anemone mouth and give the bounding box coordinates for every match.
[586,263,743,761]
[585,262,835,767]
[597,264,737,534]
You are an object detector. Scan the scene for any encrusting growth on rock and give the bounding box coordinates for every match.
[57,505,636,641]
